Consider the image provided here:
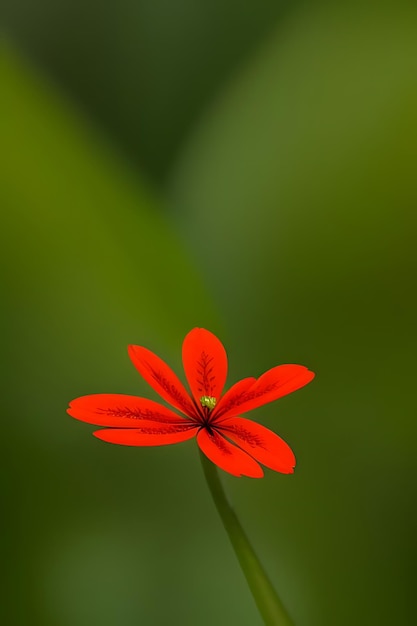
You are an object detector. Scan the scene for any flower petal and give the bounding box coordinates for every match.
[128,345,197,418]
[94,422,198,446]
[211,377,255,421]
[215,365,315,419]
[182,328,228,406]
[219,417,295,474]
[197,428,263,478]
[67,394,189,427]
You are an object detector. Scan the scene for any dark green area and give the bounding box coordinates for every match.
[1,2,416,625]
[1,0,289,180]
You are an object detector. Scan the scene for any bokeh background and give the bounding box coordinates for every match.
[1,1,416,625]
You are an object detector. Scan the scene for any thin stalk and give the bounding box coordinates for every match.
[200,450,295,626]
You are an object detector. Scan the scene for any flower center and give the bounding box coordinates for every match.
[200,395,217,411]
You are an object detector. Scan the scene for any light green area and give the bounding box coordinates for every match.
[0,44,218,351]
[170,4,417,626]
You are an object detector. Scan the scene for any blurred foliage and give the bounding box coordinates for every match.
[0,43,221,626]
[1,0,290,180]
[1,1,417,626]
[170,4,417,624]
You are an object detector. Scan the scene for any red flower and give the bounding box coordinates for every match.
[67,328,314,478]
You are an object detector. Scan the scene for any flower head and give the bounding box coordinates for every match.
[67,328,314,478]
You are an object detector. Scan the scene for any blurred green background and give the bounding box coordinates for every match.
[1,1,416,625]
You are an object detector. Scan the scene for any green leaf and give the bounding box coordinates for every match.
[0,43,219,380]
[0,43,222,626]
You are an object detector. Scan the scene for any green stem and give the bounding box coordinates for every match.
[199,450,295,626]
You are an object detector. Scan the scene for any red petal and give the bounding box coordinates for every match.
[94,422,198,446]
[197,428,263,478]
[128,345,197,418]
[211,377,255,421]
[67,394,189,427]
[182,328,228,405]
[215,365,315,419]
[219,417,295,474]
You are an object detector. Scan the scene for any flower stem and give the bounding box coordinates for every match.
[199,450,295,626]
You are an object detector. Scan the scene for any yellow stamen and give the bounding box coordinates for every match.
[200,396,217,411]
